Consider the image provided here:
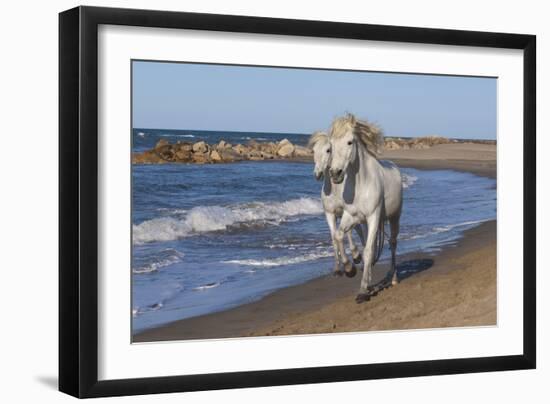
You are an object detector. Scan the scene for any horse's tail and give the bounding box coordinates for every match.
[373,218,385,265]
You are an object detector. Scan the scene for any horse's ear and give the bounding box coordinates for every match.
[348,113,357,126]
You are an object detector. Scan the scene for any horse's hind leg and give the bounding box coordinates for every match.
[389,216,400,286]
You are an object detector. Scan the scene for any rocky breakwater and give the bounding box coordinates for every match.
[132,138,313,164]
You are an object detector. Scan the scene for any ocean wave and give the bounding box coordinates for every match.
[133,197,323,244]
[222,250,332,267]
[402,173,418,189]
[132,248,184,274]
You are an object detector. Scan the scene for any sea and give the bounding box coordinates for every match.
[131,128,497,333]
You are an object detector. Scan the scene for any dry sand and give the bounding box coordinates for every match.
[133,143,497,343]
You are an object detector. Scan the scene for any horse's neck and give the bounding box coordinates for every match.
[354,145,379,182]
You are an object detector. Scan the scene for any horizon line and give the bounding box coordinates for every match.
[132,127,496,141]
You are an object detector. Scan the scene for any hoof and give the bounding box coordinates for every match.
[355,293,370,304]
[352,253,362,264]
[332,270,344,277]
[392,279,399,286]
[344,262,357,278]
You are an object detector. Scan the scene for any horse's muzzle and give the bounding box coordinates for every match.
[330,169,344,184]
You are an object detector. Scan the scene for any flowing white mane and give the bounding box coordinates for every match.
[329,113,384,157]
[307,131,329,149]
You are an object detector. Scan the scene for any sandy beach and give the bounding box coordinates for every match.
[133,143,496,343]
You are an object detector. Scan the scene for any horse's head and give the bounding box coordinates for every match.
[328,115,358,184]
[328,113,384,184]
[308,131,331,181]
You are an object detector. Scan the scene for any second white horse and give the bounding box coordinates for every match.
[309,131,366,277]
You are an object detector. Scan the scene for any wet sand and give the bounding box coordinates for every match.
[134,143,497,343]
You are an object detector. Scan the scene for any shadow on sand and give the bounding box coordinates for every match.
[395,258,434,282]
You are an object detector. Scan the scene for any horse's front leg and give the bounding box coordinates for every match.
[356,209,382,303]
[347,231,362,264]
[334,212,359,278]
[325,211,343,276]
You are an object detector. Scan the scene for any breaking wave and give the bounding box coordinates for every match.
[133,197,323,244]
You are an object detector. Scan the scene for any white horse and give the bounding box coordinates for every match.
[309,131,367,277]
[328,114,403,303]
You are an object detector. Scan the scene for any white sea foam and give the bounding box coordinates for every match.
[401,218,491,241]
[160,134,196,138]
[223,250,332,267]
[137,132,145,137]
[402,173,418,189]
[433,219,491,232]
[132,249,184,274]
[193,282,220,291]
[133,197,323,244]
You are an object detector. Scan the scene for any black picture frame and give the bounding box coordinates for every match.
[59,5,536,398]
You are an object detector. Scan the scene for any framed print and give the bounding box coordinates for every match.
[59,6,536,398]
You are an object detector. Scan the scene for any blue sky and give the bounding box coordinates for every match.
[132,60,496,140]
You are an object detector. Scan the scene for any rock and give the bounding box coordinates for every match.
[248,139,260,150]
[219,149,242,162]
[175,149,192,161]
[217,140,229,150]
[176,142,193,152]
[156,144,175,161]
[192,141,208,153]
[132,151,163,164]
[247,150,264,160]
[260,152,274,159]
[192,152,209,164]
[154,139,169,150]
[232,144,249,155]
[278,138,292,147]
[277,142,295,157]
[259,142,277,154]
[293,145,312,157]
[210,150,222,162]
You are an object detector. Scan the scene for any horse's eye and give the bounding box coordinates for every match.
[326,149,331,153]
[347,141,353,145]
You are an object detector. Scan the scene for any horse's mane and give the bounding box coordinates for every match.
[307,131,329,149]
[329,113,384,157]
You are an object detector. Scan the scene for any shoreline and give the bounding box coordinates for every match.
[133,145,497,343]
[134,220,496,342]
